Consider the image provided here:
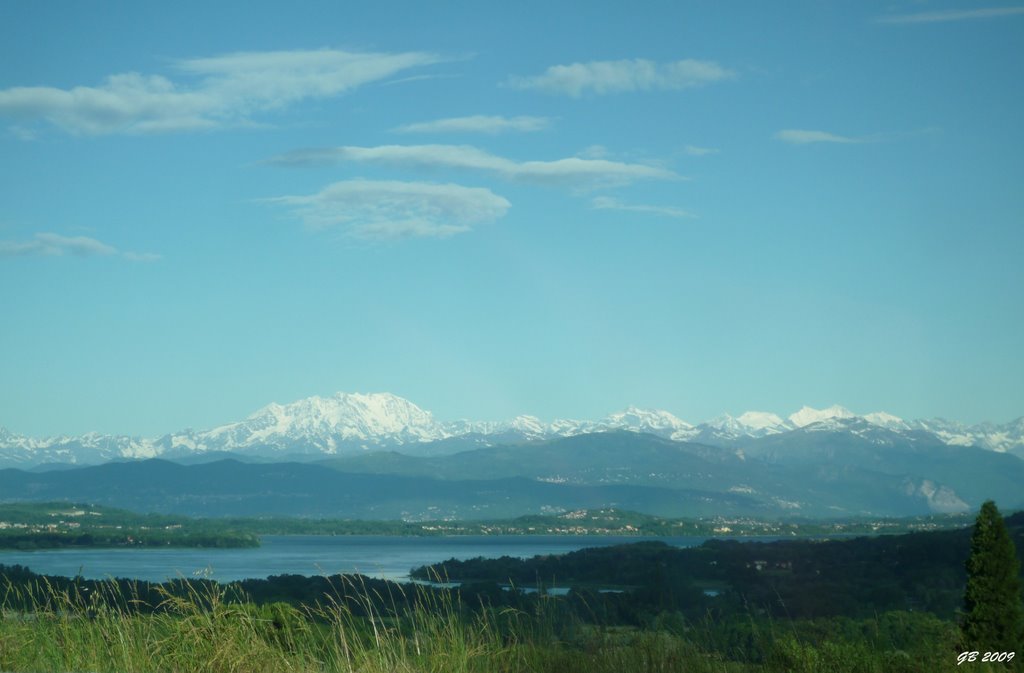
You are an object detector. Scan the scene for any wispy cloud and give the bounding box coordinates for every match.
[379,73,462,87]
[0,48,443,136]
[394,115,551,134]
[0,232,159,260]
[121,251,162,262]
[684,145,719,156]
[507,58,734,97]
[577,145,610,159]
[591,196,695,219]
[774,129,863,145]
[266,179,510,240]
[877,7,1024,24]
[8,125,37,141]
[267,144,682,188]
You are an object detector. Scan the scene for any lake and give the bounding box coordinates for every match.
[0,534,762,583]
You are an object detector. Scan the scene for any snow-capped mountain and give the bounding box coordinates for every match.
[187,392,451,455]
[0,394,1021,468]
[595,406,695,440]
[906,417,1024,453]
[696,411,792,443]
[0,429,158,467]
[861,411,911,432]
[451,414,574,441]
[0,393,457,465]
[449,406,695,442]
[788,405,856,428]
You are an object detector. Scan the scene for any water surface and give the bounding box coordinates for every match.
[0,534,788,583]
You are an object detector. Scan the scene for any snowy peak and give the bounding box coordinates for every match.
[602,406,693,430]
[788,405,856,428]
[863,411,909,431]
[737,411,787,431]
[284,392,435,432]
[505,415,550,437]
[204,392,448,451]
[599,406,695,441]
[701,411,791,441]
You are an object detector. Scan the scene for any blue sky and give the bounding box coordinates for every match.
[1,1,1022,436]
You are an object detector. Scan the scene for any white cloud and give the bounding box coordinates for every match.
[267,179,510,240]
[591,196,695,219]
[394,115,551,134]
[267,144,681,188]
[0,232,159,260]
[774,129,862,145]
[508,58,734,97]
[877,7,1024,23]
[0,48,443,135]
[684,145,719,156]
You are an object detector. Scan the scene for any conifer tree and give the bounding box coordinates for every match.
[962,500,1024,651]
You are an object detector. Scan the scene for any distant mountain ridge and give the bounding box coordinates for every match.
[0,392,1022,468]
[0,456,766,520]
[4,428,1023,518]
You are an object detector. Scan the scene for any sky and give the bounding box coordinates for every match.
[1,1,1022,437]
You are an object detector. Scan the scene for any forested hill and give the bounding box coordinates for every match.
[413,511,1024,620]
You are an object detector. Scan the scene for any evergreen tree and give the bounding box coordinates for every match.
[962,500,1024,651]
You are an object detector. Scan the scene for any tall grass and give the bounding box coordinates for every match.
[0,575,1018,672]
[0,573,522,673]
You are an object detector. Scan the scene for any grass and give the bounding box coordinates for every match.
[0,575,1019,673]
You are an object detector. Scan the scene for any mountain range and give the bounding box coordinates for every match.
[1,392,1022,468]
[2,392,1023,519]
[2,426,1022,519]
